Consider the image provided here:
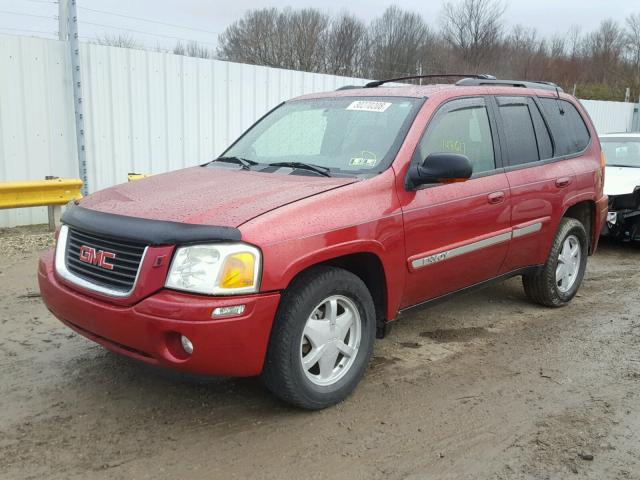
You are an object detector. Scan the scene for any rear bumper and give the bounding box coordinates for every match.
[38,250,280,377]
[592,195,609,252]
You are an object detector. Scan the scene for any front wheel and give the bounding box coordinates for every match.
[523,217,588,307]
[261,266,376,410]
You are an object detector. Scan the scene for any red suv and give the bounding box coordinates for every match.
[38,76,608,409]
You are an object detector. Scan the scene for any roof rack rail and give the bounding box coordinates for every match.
[455,78,563,92]
[335,85,363,91]
[364,73,495,88]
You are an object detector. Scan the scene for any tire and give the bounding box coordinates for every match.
[523,217,588,307]
[261,266,376,410]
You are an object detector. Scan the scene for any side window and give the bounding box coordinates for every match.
[561,100,590,152]
[539,98,591,156]
[416,98,496,175]
[528,100,553,160]
[496,97,539,165]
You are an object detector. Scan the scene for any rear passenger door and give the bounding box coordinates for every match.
[398,97,512,308]
[492,96,577,273]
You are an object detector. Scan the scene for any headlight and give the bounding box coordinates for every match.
[165,243,261,295]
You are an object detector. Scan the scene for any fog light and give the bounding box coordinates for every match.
[212,305,246,318]
[180,335,194,355]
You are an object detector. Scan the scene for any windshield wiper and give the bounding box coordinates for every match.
[266,161,332,177]
[211,156,258,170]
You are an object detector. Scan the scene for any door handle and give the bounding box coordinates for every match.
[487,191,505,204]
[555,177,571,188]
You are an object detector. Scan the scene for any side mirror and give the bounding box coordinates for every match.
[407,153,473,189]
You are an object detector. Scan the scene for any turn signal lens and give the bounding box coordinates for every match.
[600,151,606,168]
[220,252,256,289]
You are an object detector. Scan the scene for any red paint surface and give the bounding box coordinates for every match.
[39,84,607,377]
[80,166,355,227]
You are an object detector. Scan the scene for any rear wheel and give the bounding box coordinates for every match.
[523,218,588,307]
[261,266,376,410]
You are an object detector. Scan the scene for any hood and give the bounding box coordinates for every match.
[78,166,355,227]
[604,166,640,196]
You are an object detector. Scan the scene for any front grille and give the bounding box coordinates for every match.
[65,228,146,293]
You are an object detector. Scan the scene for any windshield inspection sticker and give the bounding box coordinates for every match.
[349,151,378,168]
[346,100,392,113]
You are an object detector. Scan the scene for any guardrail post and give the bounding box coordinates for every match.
[45,176,61,231]
[47,205,61,231]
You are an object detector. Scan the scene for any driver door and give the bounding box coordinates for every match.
[397,96,512,308]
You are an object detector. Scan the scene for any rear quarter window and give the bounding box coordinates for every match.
[539,98,590,156]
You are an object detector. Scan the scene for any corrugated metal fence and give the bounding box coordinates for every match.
[1,33,639,227]
[580,99,637,135]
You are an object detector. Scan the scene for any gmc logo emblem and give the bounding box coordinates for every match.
[79,245,116,270]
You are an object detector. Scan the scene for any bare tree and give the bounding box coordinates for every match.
[626,13,640,83]
[95,33,139,49]
[324,12,369,77]
[173,41,214,59]
[217,8,330,73]
[369,6,432,79]
[441,0,506,69]
[505,25,543,78]
[585,19,625,83]
[549,34,566,58]
[566,25,583,59]
[217,8,280,67]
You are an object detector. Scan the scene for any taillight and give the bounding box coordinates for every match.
[600,151,606,169]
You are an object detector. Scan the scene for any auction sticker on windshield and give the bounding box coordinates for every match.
[346,100,392,112]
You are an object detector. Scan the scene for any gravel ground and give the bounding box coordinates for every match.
[0,225,638,480]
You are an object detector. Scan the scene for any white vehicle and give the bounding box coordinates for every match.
[600,133,640,241]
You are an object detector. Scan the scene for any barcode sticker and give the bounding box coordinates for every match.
[346,101,392,112]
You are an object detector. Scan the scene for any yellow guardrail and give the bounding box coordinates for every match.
[0,178,83,210]
[128,173,152,182]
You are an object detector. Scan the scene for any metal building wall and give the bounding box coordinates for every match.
[0,34,78,227]
[580,99,636,134]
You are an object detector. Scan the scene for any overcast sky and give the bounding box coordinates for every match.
[1,0,638,50]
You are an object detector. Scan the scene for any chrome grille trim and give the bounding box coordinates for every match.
[55,225,148,298]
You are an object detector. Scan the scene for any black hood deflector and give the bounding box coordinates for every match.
[61,203,242,246]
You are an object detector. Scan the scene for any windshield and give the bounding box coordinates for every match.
[217,97,422,176]
[601,138,640,168]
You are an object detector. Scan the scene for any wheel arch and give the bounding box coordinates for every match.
[282,250,391,333]
[562,199,596,254]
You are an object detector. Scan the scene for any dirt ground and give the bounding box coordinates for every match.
[0,225,638,480]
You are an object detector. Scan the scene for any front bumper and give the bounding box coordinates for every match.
[602,209,640,241]
[38,250,280,377]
